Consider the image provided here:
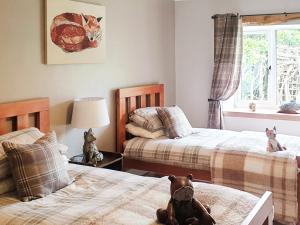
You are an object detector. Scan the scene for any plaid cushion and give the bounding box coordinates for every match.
[0,177,15,194]
[0,128,44,179]
[156,106,192,139]
[129,107,164,132]
[2,131,73,201]
[0,158,10,180]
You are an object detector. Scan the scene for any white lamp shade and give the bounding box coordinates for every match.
[71,97,110,129]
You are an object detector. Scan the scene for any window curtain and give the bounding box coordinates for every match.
[208,14,243,129]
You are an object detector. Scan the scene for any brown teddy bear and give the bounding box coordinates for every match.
[157,174,216,225]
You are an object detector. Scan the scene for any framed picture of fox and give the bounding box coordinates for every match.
[46,0,106,64]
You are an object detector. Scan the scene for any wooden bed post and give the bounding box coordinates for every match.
[116,91,126,153]
[241,192,273,225]
[115,84,164,153]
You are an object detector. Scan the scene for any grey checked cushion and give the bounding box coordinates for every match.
[156,106,192,139]
[129,107,164,132]
[0,127,44,180]
[2,131,73,201]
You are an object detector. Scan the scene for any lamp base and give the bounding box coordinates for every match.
[82,128,104,166]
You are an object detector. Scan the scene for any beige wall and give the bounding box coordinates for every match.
[175,0,300,136]
[0,0,175,156]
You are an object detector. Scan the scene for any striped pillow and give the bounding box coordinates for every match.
[2,131,73,201]
[129,107,164,132]
[0,128,44,180]
[156,106,192,139]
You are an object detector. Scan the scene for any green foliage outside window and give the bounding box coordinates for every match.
[241,28,300,104]
[277,30,300,103]
[241,33,269,101]
[277,30,300,46]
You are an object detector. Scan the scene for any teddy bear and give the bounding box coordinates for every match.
[157,174,216,225]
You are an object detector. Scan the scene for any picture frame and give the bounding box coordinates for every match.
[45,0,106,64]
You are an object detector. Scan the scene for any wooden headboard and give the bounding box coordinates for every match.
[115,84,164,153]
[0,98,50,135]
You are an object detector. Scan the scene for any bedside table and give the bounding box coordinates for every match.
[69,150,123,171]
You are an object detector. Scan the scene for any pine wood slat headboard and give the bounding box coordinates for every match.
[0,98,50,135]
[115,84,164,153]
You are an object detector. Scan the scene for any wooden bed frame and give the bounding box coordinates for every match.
[0,96,275,225]
[0,98,50,134]
[116,84,299,225]
[115,84,217,179]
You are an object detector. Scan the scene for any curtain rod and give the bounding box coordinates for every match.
[211,12,300,19]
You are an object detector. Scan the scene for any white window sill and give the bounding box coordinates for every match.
[223,109,300,121]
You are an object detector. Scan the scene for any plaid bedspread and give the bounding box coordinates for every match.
[0,164,259,225]
[124,128,237,171]
[211,148,298,225]
[125,129,300,224]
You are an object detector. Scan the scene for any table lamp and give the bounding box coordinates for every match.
[71,97,110,165]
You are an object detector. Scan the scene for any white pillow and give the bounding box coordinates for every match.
[57,143,69,164]
[126,123,165,139]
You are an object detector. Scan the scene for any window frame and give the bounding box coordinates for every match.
[234,24,300,109]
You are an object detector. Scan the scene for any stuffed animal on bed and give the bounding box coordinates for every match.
[266,126,286,152]
[157,174,216,225]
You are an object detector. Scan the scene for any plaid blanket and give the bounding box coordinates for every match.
[124,128,237,171]
[211,149,298,225]
[125,129,300,224]
[0,164,259,225]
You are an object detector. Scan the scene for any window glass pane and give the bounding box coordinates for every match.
[277,29,300,103]
[241,32,270,101]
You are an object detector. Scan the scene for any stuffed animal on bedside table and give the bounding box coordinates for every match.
[266,126,286,152]
[83,128,103,166]
[157,174,216,225]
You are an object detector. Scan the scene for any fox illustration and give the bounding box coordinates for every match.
[50,13,103,52]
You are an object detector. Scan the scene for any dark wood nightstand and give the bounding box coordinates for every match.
[69,150,123,171]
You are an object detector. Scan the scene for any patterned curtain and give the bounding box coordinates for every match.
[208,14,243,129]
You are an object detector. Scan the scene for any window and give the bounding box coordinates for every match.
[235,25,300,109]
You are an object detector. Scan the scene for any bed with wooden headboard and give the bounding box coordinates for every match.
[115,84,164,152]
[115,84,213,179]
[0,98,50,135]
[116,84,300,225]
[0,97,274,225]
